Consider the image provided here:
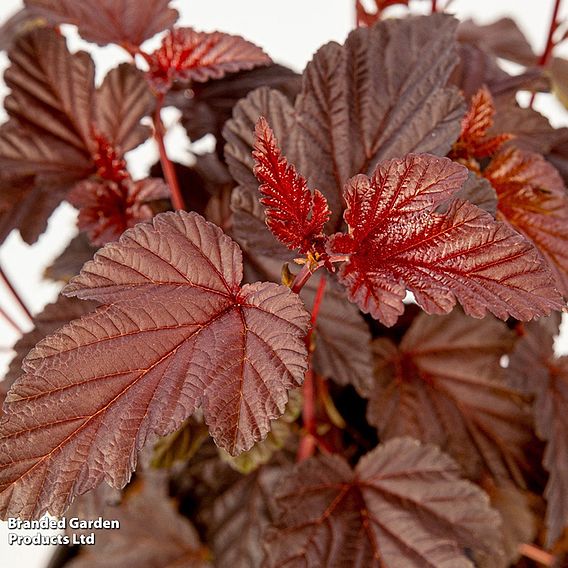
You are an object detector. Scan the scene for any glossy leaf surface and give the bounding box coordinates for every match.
[329,153,562,325]
[146,27,270,93]
[0,211,309,519]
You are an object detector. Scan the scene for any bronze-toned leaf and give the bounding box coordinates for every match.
[264,437,504,567]
[0,211,309,519]
[25,0,178,48]
[365,309,532,485]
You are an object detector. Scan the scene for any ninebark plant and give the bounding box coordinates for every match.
[0,1,568,566]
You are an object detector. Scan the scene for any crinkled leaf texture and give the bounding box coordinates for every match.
[506,318,568,546]
[0,211,309,519]
[328,153,563,326]
[68,177,169,246]
[25,0,178,47]
[224,13,465,252]
[366,310,531,485]
[146,27,271,93]
[485,147,568,298]
[0,29,151,244]
[253,117,330,253]
[3,296,98,405]
[264,437,503,568]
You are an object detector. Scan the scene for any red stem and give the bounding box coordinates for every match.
[431,0,438,13]
[0,305,23,335]
[530,0,562,107]
[518,543,554,566]
[153,96,186,211]
[0,265,32,322]
[290,254,350,294]
[297,276,327,462]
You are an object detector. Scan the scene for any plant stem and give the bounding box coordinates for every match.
[297,276,327,462]
[297,369,317,462]
[153,96,186,211]
[530,0,562,107]
[0,305,23,335]
[540,0,562,66]
[518,543,554,566]
[0,265,32,322]
[431,0,438,13]
[290,254,350,294]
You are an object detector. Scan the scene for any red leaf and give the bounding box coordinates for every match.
[94,63,153,154]
[0,211,309,519]
[3,296,98,403]
[224,15,465,236]
[264,438,504,567]
[450,87,513,166]
[0,30,152,245]
[253,117,331,254]
[484,147,568,297]
[68,177,170,246]
[224,87,298,258]
[25,0,178,48]
[146,28,271,94]
[328,153,563,326]
[507,318,568,546]
[365,310,532,485]
[458,18,537,67]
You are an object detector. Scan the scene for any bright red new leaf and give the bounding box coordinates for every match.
[253,117,331,254]
[328,153,563,326]
[264,438,503,567]
[68,177,170,246]
[146,28,271,93]
[450,87,513,167]
[0,211,309,519]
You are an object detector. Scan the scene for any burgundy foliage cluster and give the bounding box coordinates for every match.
[0,0,568,566]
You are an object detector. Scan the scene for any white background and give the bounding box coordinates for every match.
[0,1,567,566]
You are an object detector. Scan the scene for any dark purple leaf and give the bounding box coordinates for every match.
[264,438,504,567]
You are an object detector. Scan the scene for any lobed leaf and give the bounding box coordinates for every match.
[225,87,298,257]
[25,0,178,48]
[146,27,271,93]
[94,63,152,153]
[0,29,153,245]
[264,437,504,567]
[224,14,465,240]
[485,147,568,297]
[253,117,330,253]
[329,153,563,326]
[364,309,531,485]
[0,211,309,519]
